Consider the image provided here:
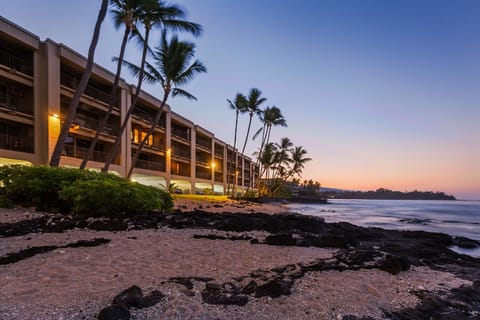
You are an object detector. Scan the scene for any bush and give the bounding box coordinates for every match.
[0,165,99,212]
[60,177,172,216]
[0,165,172,216]
[0,194,13,208]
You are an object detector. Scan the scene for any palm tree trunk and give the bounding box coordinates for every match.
[254,125,267,190]
[80,26,130,169]
[237,112,253,193]
[227,110,239,196]
[49,0,108,167]
[241,113,253,156]
[103,26,151,173]
[127,93,169,178]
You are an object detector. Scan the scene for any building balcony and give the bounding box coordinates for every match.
[172,150,191,162]
[63,144,116,164]
[0,49,33,76]
[72,114,116,136]
[131,141,165,153]
[131,108,166,129]
[133,158,165,172]
[0,133,33,153]
[196,142,211,153]
[60,72,117,108]
[196,169,211,180]
[195,158,211,167]
[0,96,33,116]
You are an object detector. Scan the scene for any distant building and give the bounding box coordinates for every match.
[0,17,258,194]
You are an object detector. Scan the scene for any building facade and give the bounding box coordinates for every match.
[0,17,258,194]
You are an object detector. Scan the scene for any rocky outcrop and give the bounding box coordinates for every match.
[98,285,164,320]
[0,238,110,265]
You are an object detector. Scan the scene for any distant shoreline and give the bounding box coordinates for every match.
[319,189,456,201]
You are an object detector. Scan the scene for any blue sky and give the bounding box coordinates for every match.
[2,0,479,199]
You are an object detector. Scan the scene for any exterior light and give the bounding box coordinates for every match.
[51,113,59,118]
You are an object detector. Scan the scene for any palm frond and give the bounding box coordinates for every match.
[112,57,157,84]
[130,28,154,56]
[171,88,197,100]
[252,127,263,140]
[174,60,207,86]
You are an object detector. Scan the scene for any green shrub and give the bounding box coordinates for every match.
[0,194,13,208]
[0,165,172,216]
[59,177,172,216]
[0,165,99,212]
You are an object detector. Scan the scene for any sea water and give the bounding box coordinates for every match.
[288,199,480,258]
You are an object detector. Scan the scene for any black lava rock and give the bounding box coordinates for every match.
[97,304,130,320]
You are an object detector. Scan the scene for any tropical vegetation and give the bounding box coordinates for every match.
[0,165,172,215]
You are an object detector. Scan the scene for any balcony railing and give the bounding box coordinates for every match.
[172,148,191,160]
[61,72,115,106]
[73,113,116,136]
[0,93,34,115]
[63,144,116,164]
[214,149,224,158]
[196,170,211,180]
[0,133,34,153]
[134,158,165,172]
[0,49,33,75]
[131,140,165,152]
[171,128,189,142]
[196,137,211,150]
[131,108,166,128]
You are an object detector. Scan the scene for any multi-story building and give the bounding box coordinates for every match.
[0,17,258,194]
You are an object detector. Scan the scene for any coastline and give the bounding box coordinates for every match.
[1,200,479,320]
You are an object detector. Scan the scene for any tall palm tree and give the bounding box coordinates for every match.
[122,31,206,178]
[80,0,144,169]
[103,0,202,172]
[253,106,286,186]
[49,0,109,167]
[238,88,266,192]
[240,88,266,157]
[226,93,247,195]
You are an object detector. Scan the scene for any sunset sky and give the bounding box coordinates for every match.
[2,0,479,199]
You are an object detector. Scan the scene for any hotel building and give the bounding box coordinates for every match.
[0,17,258,194]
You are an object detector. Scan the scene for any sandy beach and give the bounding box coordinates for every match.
[1,201,479,320]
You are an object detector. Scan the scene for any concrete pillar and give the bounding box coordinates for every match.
[241,156,245,192]
[165,111,171,188]
[211,139,215,190]
[43,41,61,163]
[223,145,227,195]
[190,127,196,194]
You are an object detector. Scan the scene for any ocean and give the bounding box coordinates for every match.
[288,199,480,258]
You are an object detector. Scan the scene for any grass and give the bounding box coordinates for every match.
[172,194,231,203]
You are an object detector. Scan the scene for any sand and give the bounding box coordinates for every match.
[0,201,474,319]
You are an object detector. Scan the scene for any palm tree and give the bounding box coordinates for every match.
[80,0,144,169]
[122,31,206,178]
[255,142,277,195]
[102,0,202,172]
[238,88,266,192]
[49,0,109,167]
[240,88,266,157]
[287,146,312,180]
[226,93,247,195]
[253,106,286,187]
[273,137,293,178]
